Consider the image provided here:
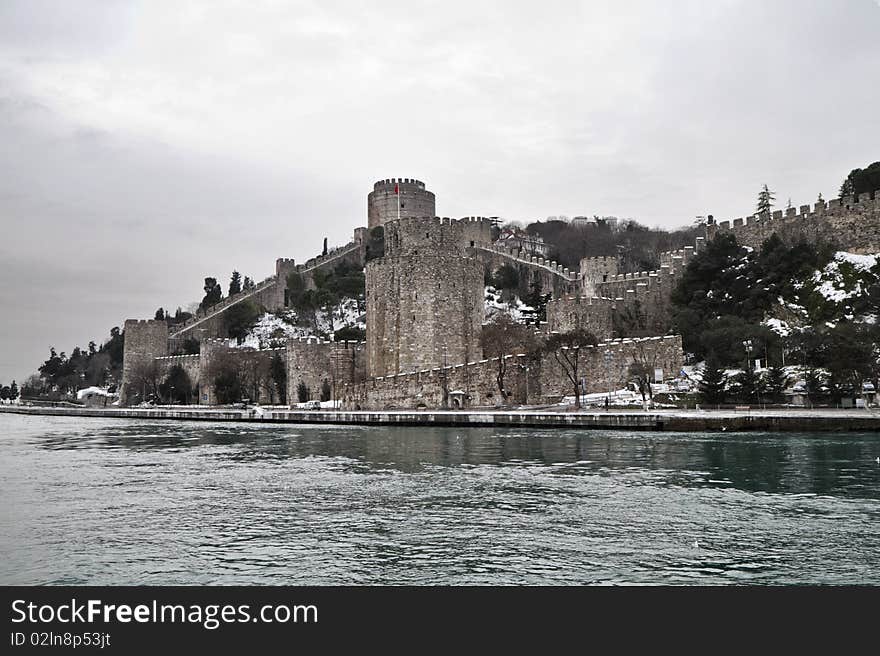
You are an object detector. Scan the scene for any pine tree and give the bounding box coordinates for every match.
[698,353,727,405]
[10,380,18,401]
[154,307,165,321]
[762,364,787,404]
[229,270,242,296]
[201,277,222,309]
[756,184,775,215]
[736,365,760,404]
[243,276,255,291]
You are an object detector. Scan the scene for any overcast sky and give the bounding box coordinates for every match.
[1,0,879,383]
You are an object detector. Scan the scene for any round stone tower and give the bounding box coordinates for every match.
[366,216,487,378]
[367,178,436,229]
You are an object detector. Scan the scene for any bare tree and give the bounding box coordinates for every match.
[480,314,538,404]
[542,329,598,408]
[126,360,162,405]
[628,342,658,410]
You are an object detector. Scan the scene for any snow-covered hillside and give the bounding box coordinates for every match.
[484,286,535,322]
[233,298,366,349]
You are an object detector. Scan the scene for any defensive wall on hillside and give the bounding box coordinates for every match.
[706,190,880,254]
[342,335,682,410]
[122,176,691,409]
[168,232,366,343]
[477,242,580,297]
[553,239,704,339]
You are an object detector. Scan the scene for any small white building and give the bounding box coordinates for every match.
[77,387,118,408]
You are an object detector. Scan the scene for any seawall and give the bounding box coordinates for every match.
[3,405,880,432]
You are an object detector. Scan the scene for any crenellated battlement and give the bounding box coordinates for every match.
[368,177,435,229]
[372,178,427,191]
[708,189,880,254]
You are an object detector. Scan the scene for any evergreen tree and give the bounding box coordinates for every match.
[756,184,775,215]
[229,270,242,296]
[242,276,255,291]
[736,365,760,404]
[320,379,331,402]
[154,307,165,321]
[10,380,18,401]
[201,277,222,309]
[839,161,880,198]
[762,365,788,404]
[0,386,9,401]
[698,353,727,405]
[297,381,310,403]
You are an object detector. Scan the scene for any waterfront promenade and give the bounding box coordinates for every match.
[2,404,879,432]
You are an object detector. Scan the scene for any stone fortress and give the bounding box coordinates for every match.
[120,178,880,409]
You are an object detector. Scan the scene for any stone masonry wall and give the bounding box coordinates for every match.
[546,295,615,339]
[706,190,880,254]
[343,335,683,409]
[286,337,366,403]
[368,178,436,229]
[169,231,367,342]
[366,216,487,378]
[120,319,169,404]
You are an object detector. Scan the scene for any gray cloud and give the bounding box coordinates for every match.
[1,0,879,382]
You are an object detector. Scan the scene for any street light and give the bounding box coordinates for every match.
[742,339,755,405]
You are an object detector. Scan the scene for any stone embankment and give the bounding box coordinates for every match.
[3,405,880,432]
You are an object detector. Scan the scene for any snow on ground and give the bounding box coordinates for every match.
[763,317,791,337]
[811,251,879,303]
[234,300,366,349]
[236,312,310,349]
[484,286,535,322]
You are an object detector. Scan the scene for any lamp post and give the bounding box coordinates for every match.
[743,339,754,405]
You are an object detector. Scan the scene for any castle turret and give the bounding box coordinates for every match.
[366,216,485,377]
[120,319,169,405]
[367,178,436,229]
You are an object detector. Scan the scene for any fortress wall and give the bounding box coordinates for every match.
[153,353,201,396]
[342,335,683,409]
[478,247,577,297]
[197,339,287,405]
[285,338,365,403]
[170,232,367,342]
[383,216,493,258]
[120,319,169,404]
[368,178,436,229]
[366,252,484,377]
[706,190,880,253]
[367,216,488,378]
[579,255,619,295]
[546,296,615,339]
[538,335,684,401]
[342,354,534,410]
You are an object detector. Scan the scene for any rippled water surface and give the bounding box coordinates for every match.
[1,414,879,585]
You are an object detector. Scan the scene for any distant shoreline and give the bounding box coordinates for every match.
[2,404,879,432]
